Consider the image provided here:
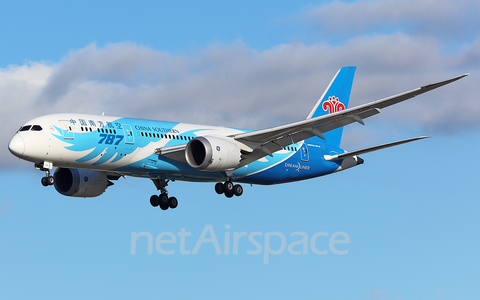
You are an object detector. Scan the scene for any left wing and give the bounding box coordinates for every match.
[156,73,468,166]
[229,73,468,165]
[233,73,468,143]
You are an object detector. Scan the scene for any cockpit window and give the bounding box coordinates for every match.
[19,125,32,132]
[31,125,43,131]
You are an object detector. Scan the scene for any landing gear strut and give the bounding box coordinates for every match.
[150,179,178,210]
[215,180,243,198]
[35,162,54,187]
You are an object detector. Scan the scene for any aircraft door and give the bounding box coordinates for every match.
[59,120,74,140]
[300,143,309,162]
[122,125,134,144]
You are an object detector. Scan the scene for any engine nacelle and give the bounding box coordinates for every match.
[54,168,110,197]
[185,136,242,172]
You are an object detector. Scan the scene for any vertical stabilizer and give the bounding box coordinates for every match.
[307,66,356,147]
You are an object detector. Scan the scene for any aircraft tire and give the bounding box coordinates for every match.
[41,177,49,187]
[159,193,168,204]
[224,181,234,193]
[150,195,159,207]
[168,197,178,209]
[159,202,169,210]
[233,184,243,196]
[47,176,54,185]
[215,182,224,194]
[225,191,234,198]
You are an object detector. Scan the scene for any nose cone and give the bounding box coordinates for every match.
[8,134,25,157]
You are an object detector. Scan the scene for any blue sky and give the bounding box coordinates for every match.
[1,0,479,299]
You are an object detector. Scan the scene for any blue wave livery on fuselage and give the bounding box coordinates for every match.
[8,67,468,210]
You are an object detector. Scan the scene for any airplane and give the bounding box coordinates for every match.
[8,67,468,210]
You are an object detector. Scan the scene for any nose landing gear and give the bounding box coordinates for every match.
[35,162,54,186]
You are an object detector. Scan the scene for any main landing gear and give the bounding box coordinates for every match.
[215,180,243,198]
[150,179,178,211]
[36,162,54,187]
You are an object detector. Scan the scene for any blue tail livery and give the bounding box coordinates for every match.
[8,67,468,210]
[307,66,356,147]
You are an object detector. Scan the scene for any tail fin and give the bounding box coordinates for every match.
[307,66,356,147]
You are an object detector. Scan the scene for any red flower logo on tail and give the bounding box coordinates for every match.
[322,96,345,114]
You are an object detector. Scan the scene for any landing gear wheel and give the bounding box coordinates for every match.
[47,176,54,185]
[225,190,234,198]
[233,184,243,196]
[159,193,168,204]
[168,197,178,209]
[150,195,159,207]
[159,193,169,210]
[215,182,224,194]
[159,201,169,210]
[41,177,49,187]
[224,181,234,193]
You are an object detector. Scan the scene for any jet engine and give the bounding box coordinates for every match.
[54,168,111,197]
[185,136,242,172]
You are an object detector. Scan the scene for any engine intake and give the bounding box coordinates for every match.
[185,136,242,172]
[54,168,110,197]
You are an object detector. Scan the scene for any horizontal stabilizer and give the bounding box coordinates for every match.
[324,136,429,161]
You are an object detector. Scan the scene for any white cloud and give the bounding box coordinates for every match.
[306,0,480,42]
[1,24,479,166]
